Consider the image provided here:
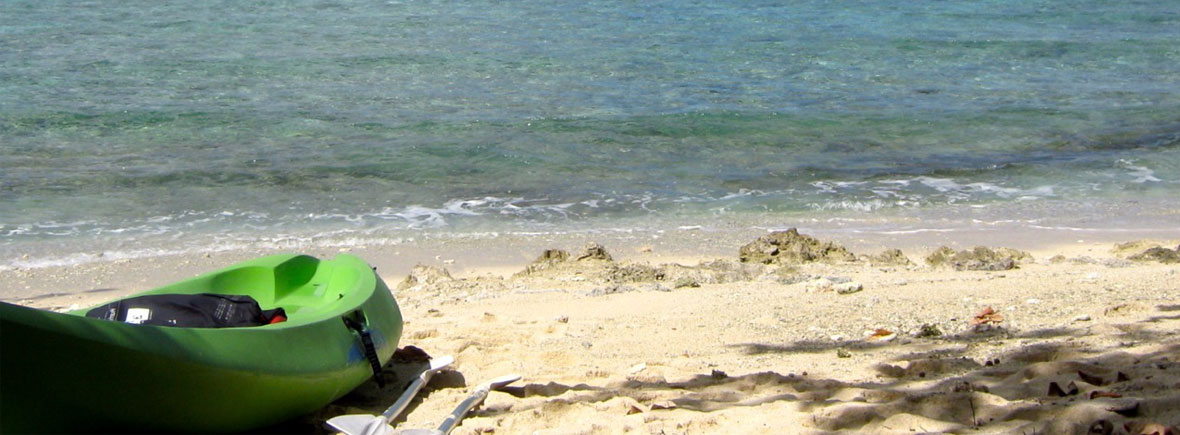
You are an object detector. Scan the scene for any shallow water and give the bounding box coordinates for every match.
[2,0,1179,267]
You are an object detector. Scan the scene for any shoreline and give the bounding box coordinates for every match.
[5,219,1178,307]
[5,195,1180,278]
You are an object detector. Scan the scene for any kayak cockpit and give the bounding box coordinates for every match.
[68,254,379,328]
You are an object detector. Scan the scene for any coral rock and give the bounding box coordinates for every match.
[738,228,857,265]
[925,246,1033,271]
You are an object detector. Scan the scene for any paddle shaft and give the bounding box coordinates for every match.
[380,357,454,422]
[435,384,493,435]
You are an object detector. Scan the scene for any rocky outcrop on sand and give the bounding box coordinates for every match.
[1111,240,1165,257]
[576,242,613,261]
[515,243,615,278]
[1128,245,1180,264]
[925,246,1033,271]
[395,264,509,305]
[862,248,915,268]
[516,248,572,276]
[664,260,768,285]
[395,264,455,292]
[738,228,857,265]
[516,243,772,290]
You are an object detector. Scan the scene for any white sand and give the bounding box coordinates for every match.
[4,230,1179,434]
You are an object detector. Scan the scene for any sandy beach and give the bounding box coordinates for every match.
[5,227,1178,434]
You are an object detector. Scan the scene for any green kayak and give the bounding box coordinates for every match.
[0,253,403,433]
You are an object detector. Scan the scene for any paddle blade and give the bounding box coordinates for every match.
[326,414,394,435]
[428,355,454,371]
[487,374,522,389]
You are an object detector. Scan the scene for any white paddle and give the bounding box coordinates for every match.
[327,355,455,435]
[399,374,522,435]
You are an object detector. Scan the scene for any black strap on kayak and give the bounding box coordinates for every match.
[343,317,385,388]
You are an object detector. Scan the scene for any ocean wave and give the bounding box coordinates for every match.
[809,200,891,212]
[1118,159,1163,183]
[0,176,1067,243]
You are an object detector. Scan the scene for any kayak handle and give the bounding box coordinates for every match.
[343,311,385,388]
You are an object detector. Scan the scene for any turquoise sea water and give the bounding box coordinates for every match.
[2,0,1179,267]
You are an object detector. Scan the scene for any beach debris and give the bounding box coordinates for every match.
[1078,370,1109,386]
[805,277,834,292]
[801,276,854,292]
[1089,391,1123,399]
[862,248,915,267]
[915,323,943,338]
[738,228,857,265]
[673,277,700,289]
[620,397,649,415]
[835,282,863,294]
[836,349,852,358]
[970,307,1004,329]
[556,315,569,323]
[866,328,896,342]
[1073,314,1093,322]
[1047,381,1079,397]
[1105,303,1136,316]
[925,246,1033,271]
[710,369,728,380]
[1128,245,1180,264]
[628,363,647,374]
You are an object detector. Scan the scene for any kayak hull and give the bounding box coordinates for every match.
[0,254,402,433]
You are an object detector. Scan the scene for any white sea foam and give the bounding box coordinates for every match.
[857,228,960,235]
[1119,160,1162,183]
[810,200,889,212]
